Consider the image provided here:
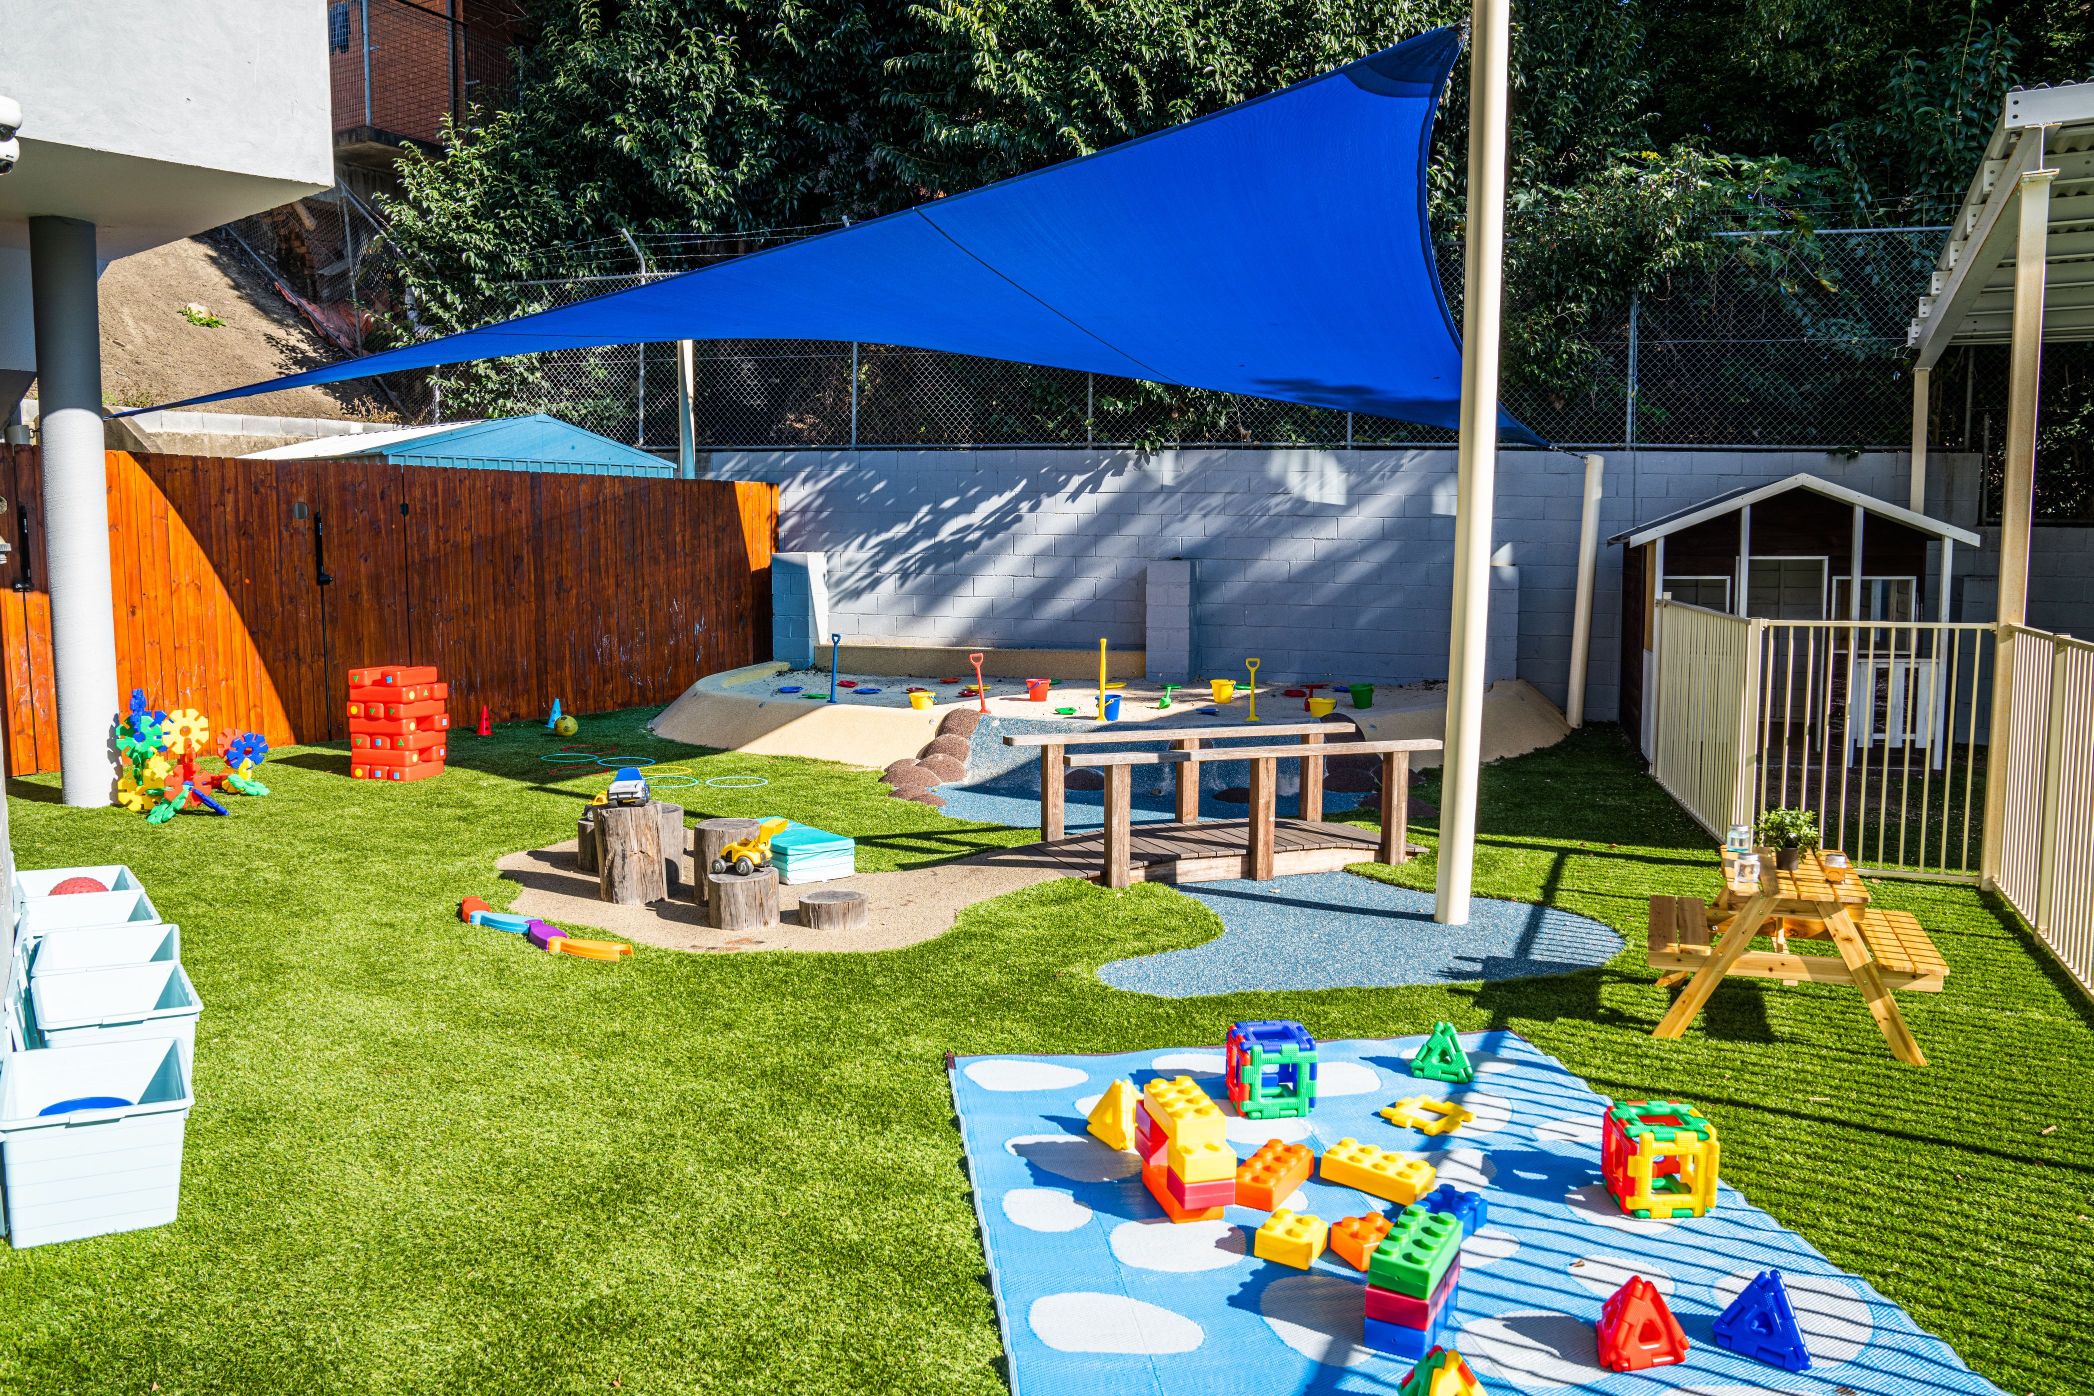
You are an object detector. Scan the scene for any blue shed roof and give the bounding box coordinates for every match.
[245,414,677,478]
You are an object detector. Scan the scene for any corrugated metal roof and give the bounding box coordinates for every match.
[242,414,677,477]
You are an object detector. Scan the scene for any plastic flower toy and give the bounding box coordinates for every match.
[115,773,158,813]
[161,708,212,756]
[222,731,270,772]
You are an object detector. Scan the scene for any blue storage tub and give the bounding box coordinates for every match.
[18,886,163,939]
[31,922,182,976]
[0,1036,192,1248]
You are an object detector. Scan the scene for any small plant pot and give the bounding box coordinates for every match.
[1775,845,1803,872]
[1349,683,1375,710]
[908,691,933,711]
[1209,680,1237,702]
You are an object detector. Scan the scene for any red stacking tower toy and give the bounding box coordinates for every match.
[346,664,450,783]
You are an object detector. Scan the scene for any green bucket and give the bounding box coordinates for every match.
[1349,683,1375,710]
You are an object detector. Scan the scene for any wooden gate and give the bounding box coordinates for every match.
[0,447,776,773]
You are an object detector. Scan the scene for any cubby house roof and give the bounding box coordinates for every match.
[1608,473,1980,550]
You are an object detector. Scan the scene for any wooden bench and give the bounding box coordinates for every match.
[1648,894,1947,993]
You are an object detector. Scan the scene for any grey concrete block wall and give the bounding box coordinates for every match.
[709,444,2036,724]
[770,552,830,669]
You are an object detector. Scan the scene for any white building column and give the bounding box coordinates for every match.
[28,216,119,806]
[1434,0,1512,927]
[1563,454,1604,727]
[1997,169,2052,627]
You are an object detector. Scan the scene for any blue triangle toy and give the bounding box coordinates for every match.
[1712,1269,1810,1372]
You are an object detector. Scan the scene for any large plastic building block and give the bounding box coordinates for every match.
[1379,1094,1474,1136]
[1602,1099,1721,1219]
[1330,1212,1395,1270]
[351,759,445,782]
[1143,1075,1227,1147]
[1253,1209,1328,1269]
[1087,1079,1139,1152]
[460,896,491,923]
[1167,1136,1239,1184]
[1366,1206,1463,1299]
[1712,1270,1811,1372]
[1408,1022,1474,1083]
[347,664,439,687]
[1322,1138,1436,1206]
[1134,1101,1160,1160]
[1418,1183,1488,1238]
[1363,1309,1449,1363]
[1142,1155,1224,1223]
[1225,1019,1319,1120]
[1596,1275,1690,1372]
[350,728,450,751]
[1164,1168,1237,1210]
[1398,1348,1486,1396]
[1236,1140,1314,1211]
[1364,1259,1458,1326]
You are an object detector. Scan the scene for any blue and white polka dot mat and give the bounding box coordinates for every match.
[949,1030,2002,1396]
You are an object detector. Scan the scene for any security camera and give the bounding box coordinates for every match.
[0,95,19,176]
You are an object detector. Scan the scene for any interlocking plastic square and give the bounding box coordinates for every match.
[1253,1209,1328,1269]
[1419,1183,1488,1237]
[1330,1211,1395,1270]
[1379,1094,1474,1136]
[1235,1140,1314,1212]
[1143,1076,1227,1148]
[1322,1137,1437,1206]
[1602,1099,1720,1219]
[1225,1019,1319,1120]
[1366,1206,1463,1299]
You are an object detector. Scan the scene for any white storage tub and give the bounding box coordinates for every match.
[31,922,182,977]
[0,1036,192,1248]
[17,887,163,938]
[14,865,147,899]
[29,962,201,1079]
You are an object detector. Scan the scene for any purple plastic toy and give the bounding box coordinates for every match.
[527,919,567,951]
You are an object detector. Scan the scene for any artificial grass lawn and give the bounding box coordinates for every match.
[1,714,2088,1394]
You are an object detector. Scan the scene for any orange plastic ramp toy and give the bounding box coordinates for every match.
[548,937,633,961]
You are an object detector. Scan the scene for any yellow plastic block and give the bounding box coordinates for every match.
[1321,1137,1436,1206]
[1166,1136,1239,1184]
[1087,1079,1139,1152]
[1253,1209,1329,1270]
[1378,1095,1474,1137]
[1142,1075,1226,1148]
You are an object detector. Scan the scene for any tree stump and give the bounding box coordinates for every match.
[597,802,668,905]
[707,867,780,932]
[798,888,869,933]
[575,811,600,874]
[657,802,686,891]
[694,817,761,906]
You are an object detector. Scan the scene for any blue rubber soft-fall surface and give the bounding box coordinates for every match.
[949,1030,2004,1396]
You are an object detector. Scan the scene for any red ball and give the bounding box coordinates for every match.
[49,876,107,896]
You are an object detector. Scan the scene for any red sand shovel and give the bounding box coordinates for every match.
[970,652,988,713]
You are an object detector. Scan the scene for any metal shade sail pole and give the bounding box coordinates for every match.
[1434,0,1512,926]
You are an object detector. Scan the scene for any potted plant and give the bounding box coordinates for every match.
[1756,807,1821,872]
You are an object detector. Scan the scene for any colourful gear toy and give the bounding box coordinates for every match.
[222,731,270,771]
[115,773,159,812]
[161,708,212,756]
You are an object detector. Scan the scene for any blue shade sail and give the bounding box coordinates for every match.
[144,27,1543,446]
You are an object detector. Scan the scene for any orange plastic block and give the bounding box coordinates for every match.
[548,937,633,961]
[459,896,491,924]
[1331,1212,1397,1271]
[1322,1138,1437,1206]
[1236,1140,1315,1212]
[347,664,439,687]
[351,745,444,768]
[348,713,451,736]
[1142,1075,1227,1148]
[347,697,449,722]
[1253,1209,1328,1269]
[351,728,450,751]
[1141,1155,1224,1223]
[349,681,447,705]
[351,760,445,783]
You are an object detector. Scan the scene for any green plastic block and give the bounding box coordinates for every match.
[1366,1205,1463,1298]
[1408,1022,1474,1084]
[1608,1099,1712,1144]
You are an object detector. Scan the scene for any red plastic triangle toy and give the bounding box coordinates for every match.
[1596,1275,1689,1372]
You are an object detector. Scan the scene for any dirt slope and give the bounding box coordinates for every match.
[97,235,393,420]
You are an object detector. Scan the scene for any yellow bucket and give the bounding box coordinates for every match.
[909,691,933,711]
[1307,696,1336,717]
[1209,679,1237,702]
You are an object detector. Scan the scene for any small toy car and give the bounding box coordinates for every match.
[712,817,790,876]
[604,766,652,806]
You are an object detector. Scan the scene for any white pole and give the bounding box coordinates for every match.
[1434,0,1513,928]
[1908,364,1931,514]
[28,216,119,807]
[676,339,698,479]
[1736,504,1751,615]
[1997,170,2052,628]
[1564,454,1603,727]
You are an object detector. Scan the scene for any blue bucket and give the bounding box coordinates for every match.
[1102,694,1122,720]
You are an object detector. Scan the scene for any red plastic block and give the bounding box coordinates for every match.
[1141,1157,1223,1223]
[351,760,445,783]
[347,664,439,687]
[351,728,450,751]
[1164,1168,1237,1211]
[348,713,451,736]
[1597,1275,1689,1372]
[347,697,449,722]
[349,681,446,705]
[1365,1260,1459,1327]
[352,745,444,768]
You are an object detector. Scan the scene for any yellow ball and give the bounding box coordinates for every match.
[554,714,579,737]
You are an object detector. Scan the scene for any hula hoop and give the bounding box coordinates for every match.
[592,755,659,768]
[540,752,604,764]
[704,775,770,789]
[646,773,702,790]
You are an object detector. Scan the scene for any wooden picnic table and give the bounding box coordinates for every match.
[1649,848,1937,1066]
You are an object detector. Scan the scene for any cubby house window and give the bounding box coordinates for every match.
[1831,575,1919,623]
[1661,575,1731,611]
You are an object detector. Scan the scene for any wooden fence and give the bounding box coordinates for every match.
[0,448,776,774]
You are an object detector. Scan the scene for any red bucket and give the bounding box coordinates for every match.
[1026,678,1051,702]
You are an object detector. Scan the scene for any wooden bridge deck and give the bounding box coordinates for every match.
[975,818,1406,886]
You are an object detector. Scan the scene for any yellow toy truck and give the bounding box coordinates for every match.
[712,817,790,877]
